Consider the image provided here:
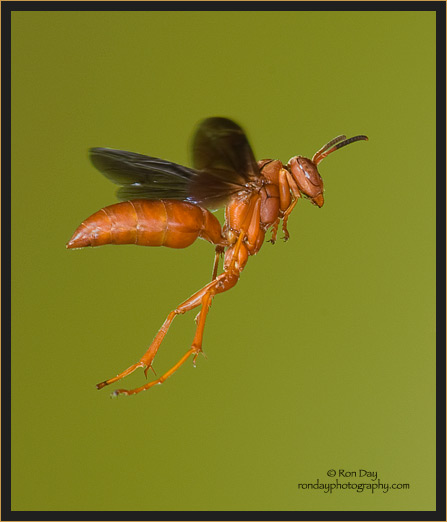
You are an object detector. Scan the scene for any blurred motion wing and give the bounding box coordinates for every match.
[191,117,259,182]
[90,117,258,209]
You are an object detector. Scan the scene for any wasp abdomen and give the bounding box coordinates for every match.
[66,199,226,249]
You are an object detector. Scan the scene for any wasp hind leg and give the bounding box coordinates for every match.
[110,292,214,396]
[97,266,240,397]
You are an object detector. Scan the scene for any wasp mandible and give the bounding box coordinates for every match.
[67,117,368,396]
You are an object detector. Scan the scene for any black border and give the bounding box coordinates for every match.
[1,0,446,10]
[2,1,446,521]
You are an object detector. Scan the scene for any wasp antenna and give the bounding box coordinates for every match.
[312,135,347,164]
[313,135,368,165]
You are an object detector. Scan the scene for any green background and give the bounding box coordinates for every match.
[11,10,436,512]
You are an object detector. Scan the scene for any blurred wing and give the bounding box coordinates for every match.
[89,147,244,208]
[191,117,259,182]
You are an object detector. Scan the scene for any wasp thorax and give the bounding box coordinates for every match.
[287,156,324,207]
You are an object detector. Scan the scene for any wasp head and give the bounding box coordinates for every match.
[287,134,368,208]
[287,156,325,207]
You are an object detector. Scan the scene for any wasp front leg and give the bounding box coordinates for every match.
[268,218,280,244]
[278,168,301,241]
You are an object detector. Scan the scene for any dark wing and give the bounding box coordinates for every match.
[188,117,260,208]
[90,147,201,201]
[90,118,258,209]
[191,117,259,181]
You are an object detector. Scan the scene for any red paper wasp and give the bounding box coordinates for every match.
[67,117,367,396]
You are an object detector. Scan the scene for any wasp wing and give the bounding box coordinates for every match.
[89,146,245,208]
[188,117,260,207]
[191,117,259,182]
[90,148,198,201]
[90,118,257,208]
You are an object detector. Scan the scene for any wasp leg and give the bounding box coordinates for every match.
[111,348,196,397]
[212,245,225,281]
[112,292,213,396]
[281,198,299,241]
[280,168,302,241]
[109,269,240,396]
[268,217,280,244]
[96,291,208,390]
[97,266,240,394]
[97,230,246,395]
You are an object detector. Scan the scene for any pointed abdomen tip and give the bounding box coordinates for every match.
[66,228,91,249]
